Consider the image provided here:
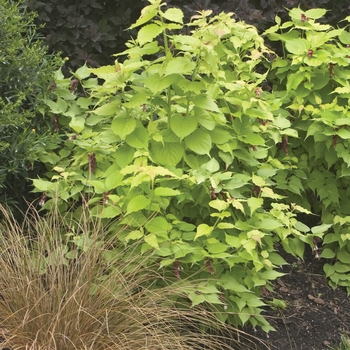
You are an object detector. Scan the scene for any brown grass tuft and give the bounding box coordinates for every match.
[0,205,263,350]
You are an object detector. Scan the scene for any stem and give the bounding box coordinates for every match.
[185,54,201,116]
[167,86,172,125]
[161,16,171,60]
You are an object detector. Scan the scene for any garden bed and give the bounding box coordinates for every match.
[254,249,350,349]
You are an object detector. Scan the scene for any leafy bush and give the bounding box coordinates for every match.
[33,0,350,332]
[0,204,261,349]
[0,0,60,211]
[34,0,312,332]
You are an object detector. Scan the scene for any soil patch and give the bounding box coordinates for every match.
[254,249,350,350]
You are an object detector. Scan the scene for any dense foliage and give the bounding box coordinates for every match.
[0,0,59,210]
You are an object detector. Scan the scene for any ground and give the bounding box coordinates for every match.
[252,248,350,350]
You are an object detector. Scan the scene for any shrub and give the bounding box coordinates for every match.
[32,0,350,332]
[34,0,310,332]
[26,0,146,70]
[0,204,262,350]
[0,0,60,211]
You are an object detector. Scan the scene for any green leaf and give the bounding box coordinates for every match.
[209,127,232,144]
[305,8,327,19]
[100,205,122,218]
[337,249,350,264]
[88,180,106,194]
[185,128,212,155]
[218,222,235,229]
[144,233,159,249]
[225,234,241,248]
[205,158,220,173]
[285,38,309,55]
[260,269,285,280]
[334,262,350,273]
[295,221,310,233]
[129,4,158,29]
[339,30,350,45]
[336,128,350,140]
[126,195,151,214]
[323,263,335,277]
[138,23,163,46]
[165,57,196,75]
[114,144,135,169]
[170,114,198,140]
[195,224,213,240]
[321,248,335,259]
[162,8,184,23]
[32,178,57,192]
[225,174,251,189]
[125,127,149,149]
[193,95,220,112]
[247,197,263,215]
[256,219,283,230]
[238,307,251,325]
[209,199,228,212]
[112,118,137,139]
[206,242,228,254]
[218,273,249,292]
[93,100,120,116]
[145,217,172,235]
[268,252,288,266]
[125,230,144,241]
[283,128,298,138]
[252,174,265,187]
[273,116,291,129]
[154,187,180,196]
[74,64,91,80]
[69,117,85,133]
[105,172,123,191]
[66,250,78,259]
[151,141,184,166]
[144,73,180,93]
[194,108,216,130]
[242,133,265,146]
[311,224,332,234]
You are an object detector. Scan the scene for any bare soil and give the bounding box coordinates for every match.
[253,249,350,350]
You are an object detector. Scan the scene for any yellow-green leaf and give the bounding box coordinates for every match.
[195,224,213,240]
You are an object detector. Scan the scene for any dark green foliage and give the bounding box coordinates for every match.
[0,0,60,212]
[26,0,350,73]
[26,0,147,70]
[0,0,56,125]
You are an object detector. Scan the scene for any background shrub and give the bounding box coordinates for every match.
[26,0,350,73]
[0,0,60,212]
[26,0,147,70]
